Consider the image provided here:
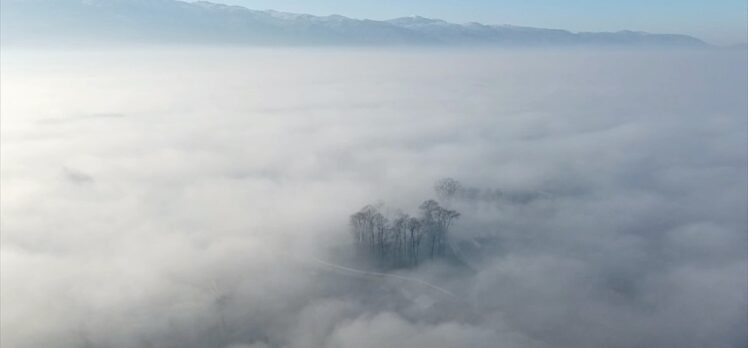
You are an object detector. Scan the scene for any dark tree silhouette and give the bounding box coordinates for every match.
[350,188,460,268]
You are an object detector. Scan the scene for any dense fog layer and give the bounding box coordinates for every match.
[1,48,746,348]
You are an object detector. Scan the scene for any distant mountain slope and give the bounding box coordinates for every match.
[0,0,709,47]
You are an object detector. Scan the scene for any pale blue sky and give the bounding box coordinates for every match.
[213,0,747,44]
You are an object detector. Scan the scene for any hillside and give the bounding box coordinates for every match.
[0,0,709,47]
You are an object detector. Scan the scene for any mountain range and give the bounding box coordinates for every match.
[0,0,710,47]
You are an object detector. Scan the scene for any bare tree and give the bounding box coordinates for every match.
[406,216,422,265]
[391,213,409,266]
[434,178,463,205]
[350,195,459,268]
[350,205,381,251]
[418,199,460,259]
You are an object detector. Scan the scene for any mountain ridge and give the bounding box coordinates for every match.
[0,0,711,47]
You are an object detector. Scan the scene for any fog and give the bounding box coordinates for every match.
[1,48,746,348]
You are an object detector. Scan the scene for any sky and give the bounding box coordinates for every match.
[215,0,748,45]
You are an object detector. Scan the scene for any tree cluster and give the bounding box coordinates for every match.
[435,177,547,204]
[350,199,459,268]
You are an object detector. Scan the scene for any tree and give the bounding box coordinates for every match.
[434,178,463,205]
[350,194,460,269]
[391,213,409,266]
[406,216,423,265]
[418,199,460,259]
[350,205,381,251]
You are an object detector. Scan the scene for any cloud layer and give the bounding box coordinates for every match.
[1,48,746,348]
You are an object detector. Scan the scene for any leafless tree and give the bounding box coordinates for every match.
[434,177,463,205]
[350,195,459,269]
[406,217,423,266]
[419,200,459,259]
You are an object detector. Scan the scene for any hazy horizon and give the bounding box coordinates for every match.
[215,0,748,45]
[1,0,734,48]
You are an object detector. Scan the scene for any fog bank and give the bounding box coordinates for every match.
[1,48,746,348]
